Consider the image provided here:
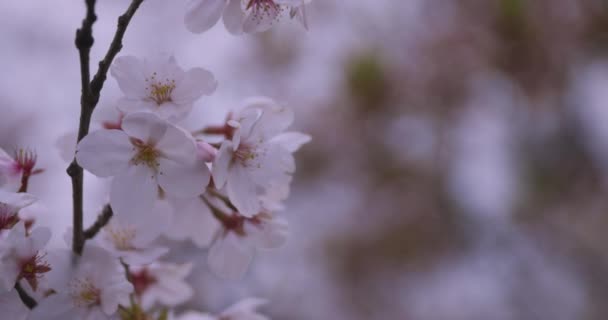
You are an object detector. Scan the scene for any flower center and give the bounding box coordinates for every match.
[70,277,101,308]
[246,0,278,10]
[105,225,137,251]
[233,144,259,166]
[19,253,51,291]
[130,139,160,170]
[145,72,175,105]
[244,0,288,24]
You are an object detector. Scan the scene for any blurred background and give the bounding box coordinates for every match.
[3,0,608,319]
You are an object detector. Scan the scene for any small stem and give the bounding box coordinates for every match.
[120,259,132,282]
[207,188,238,212]
[15,282,37,309]
[17,173,30,193]
[192,125,229,136]
[201,195,232,225]
[83,205,113,239]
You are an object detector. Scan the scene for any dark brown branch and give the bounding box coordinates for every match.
[84,204,113,239]
[15,282,37,309]
[90,0,145,97]
[68,0,145,256]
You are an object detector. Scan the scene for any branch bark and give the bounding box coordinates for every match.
[15,282,37,309]
[68,0,145,255]
[84,204,113,240]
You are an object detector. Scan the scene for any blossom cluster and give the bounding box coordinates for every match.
[0,1,310,319]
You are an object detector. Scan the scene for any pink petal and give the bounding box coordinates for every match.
[110,56,148,98]
[76,130,134,177]
[227,165,260,217]
[207,233,253,279]
[110,164,157,218]
[184,0,228,33]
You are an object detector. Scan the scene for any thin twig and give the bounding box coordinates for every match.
[83,204,113,239]
[207,187,238,212]
[201,194,232,225]
[90,0,145,97]
[15,282,37,309]
[68,0,145,256]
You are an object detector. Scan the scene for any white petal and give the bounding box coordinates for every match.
[76,129,134,177]
[196,141,217,162]
[211,141,233,188]
[207,233,253,279]
[172,68,217,105]
[245,98,294,141]
[247,217,288,249]
[155,101,193,123]
[0,190,36,209]
[166,196,221,248]
[176,311,216,320]
[27,293,76,320]
[222,0,245,34]
[130,199,172,245]
[118,98,165,119]
[0,263,19,291]
[155,123,198,165]
[120,246,169,266]
[270,132,311,152]
[29,226,52,250]
[227,165,260,217]
[248,143,292,190]
[222,297,268,317]
[185,0,228,33]
[43,249,73,290]
[97,263,133,315]
[157,158,210,198]
[55,131,77,163]
[140,263,194,309]
[121,112,169,145]
[110,56,147,98]
[110,165,157,218]
[234,107,263,146]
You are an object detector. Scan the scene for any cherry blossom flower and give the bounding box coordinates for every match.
[207,210,288,279]
[185,0,310,35]
[0,222,51,292]
[0,148,38,191]
[0,291,29,320]
[212,97,310,216]
[28,246,133,320]
[130,262,194,309]
[111,55,217,122]
[0,191,36,232]
[95,201,170,265]
[76,112,211,218]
